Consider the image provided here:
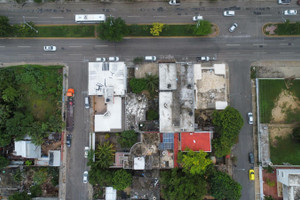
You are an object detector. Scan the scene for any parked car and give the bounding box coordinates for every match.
[192,15,203,21]
[249,169,255,181]
[223,10,235,16]
[248,112,253,125]
[84,147,89,158]
[44,46,56,52]
[66,134,72,148]
[169,0,180,5]
[249,152,254,164]
[84,97,89,109]
[197,56,210,62]
[96,57,106,62]
[278,0,291,4]
[284,9,297,15]
[145,56,157,62]
[229,23,238,32]
[108,57,119,62]
[83,171,88,183]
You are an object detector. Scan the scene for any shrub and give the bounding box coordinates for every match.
[266,178,275,187]
[147,109,159,120]
[30,185,42,197]
[150,23,164,36]
[0,155,9,170]
[117,130,138,148]
[112,169,132,190]
[129,78,147,93]
[133,57,144,65]
[33,168,47,185]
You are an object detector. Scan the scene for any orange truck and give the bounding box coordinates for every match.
[66,88,75,132]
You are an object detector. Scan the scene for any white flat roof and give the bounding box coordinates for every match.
[214,64,226,75]
[94,97,122,132]
[134,157,145,170]
[159,92,173,132]
[105,187,117,200]
[159,63,177,90]
[194,64,202,83]
[215,101,228,110]
[88,62,127,96]
[14,141,41,158]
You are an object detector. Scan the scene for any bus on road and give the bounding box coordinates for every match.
[75,14,106,23]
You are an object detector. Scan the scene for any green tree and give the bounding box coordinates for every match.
[161,168,207,200]
[209,170,242,200]
[6,112,34,140]
[112,169,132,190]
[178,149,212,175]
[33,168,48,185]
[117,130,138,148]
[30,185,42,197]
[193,20,212,36]
[15,22,38,37]
[129,78,147,93]
[0,155,9,169]
[144,73,159,95]
[2,86,19,103]
[292,126,300,142]
[8,192,31,200]
[147,109,159,120]
[264,195,275,200]
[0,16,12,37]
[95,142,115,168]
[98,17,129,42]
[89,167,113,186]
[150,23,164,36]
[212,106,244,157]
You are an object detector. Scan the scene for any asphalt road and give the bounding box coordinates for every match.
[1,1,300,200]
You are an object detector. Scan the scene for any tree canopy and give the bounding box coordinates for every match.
[161,168,207,200]
[0,16,12,37]
[94,142,115,168]
[212,106,244,157]
[0,155,9,170]
[117,130,138,148]
[8,192,31,200]
[112,169,132,190]
[178,149,212,175]
[292,126,300,142]
[97,17,129,42]
[209,170,242,200]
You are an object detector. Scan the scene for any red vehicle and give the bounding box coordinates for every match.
[66,88,74,132]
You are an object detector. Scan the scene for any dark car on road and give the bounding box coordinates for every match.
[249,152,254,164]
[66,134,72,148]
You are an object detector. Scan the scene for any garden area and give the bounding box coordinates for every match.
[259,79,300,164]
[264,21,300,36]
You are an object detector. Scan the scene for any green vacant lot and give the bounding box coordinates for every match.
[259,79,300,123]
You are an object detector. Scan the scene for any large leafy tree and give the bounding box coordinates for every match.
[212,106,244,157]
[209,170,242,200]
[88,167,113,186]
[178,149,212,175]
[112,169,132,190]
[95,142,115,168]
[97,17,129,42]
[161,168,207,200]
[144,74,159,96]
[117,130,138,148]
[0,16,12,37]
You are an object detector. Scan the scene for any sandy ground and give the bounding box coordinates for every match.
[252,61,300,78]
[134,63,158,78]
[268,126,294,145]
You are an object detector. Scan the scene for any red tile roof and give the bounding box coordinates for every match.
[174,133,179,167]
[180,132,211,152]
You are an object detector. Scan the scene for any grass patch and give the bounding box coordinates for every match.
[270,135,300,165]
[275,21,300,35]
[37,25,95,37]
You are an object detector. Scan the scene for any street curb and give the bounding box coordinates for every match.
[262,22,300,37]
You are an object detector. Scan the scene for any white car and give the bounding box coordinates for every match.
[284,10,297,15]
[223,10,235,16]
[169,0,180,5]
[83,171,88,183]
[84,147,89,158]
[229,23,238,32]
[248,112,253,125]
[44,46,56,52]
[96,57,106,62]
[278,0,290,4]
[108,57,119,62]
[192,15,203,21]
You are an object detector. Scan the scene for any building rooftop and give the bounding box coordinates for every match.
[88,62,127,97]
[180,132,212,152]
[159,63,177,91]
[14,140,41,159]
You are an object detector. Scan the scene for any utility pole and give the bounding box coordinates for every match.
[22,16,38,33]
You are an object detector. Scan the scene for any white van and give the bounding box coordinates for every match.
[145,56,156,62]
[84,97,89,109]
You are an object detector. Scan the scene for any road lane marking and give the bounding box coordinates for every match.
[51,17,64,19]
[19,54,31,56]
[261,14,272,16]
[280,43,289,46]
[69,46,82,48]
[226,44,240,46]
[0,46,5,47]
[279,52,293,54]
[253,44,266,46]
[94,45,108,47]
[69,54,82,56]
[154,16,166,17]
[26,17,38,19]
[18,46,31,48]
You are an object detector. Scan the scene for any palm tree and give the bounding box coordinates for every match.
[144,73,159,96]
[95,142,115,168]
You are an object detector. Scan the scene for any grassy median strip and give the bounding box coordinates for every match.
[264,22,300,36]
[37,25,95,37]
[127,24,195,36]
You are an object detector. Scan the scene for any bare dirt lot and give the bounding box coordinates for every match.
[269,126,294,145]
[134,63,158,79]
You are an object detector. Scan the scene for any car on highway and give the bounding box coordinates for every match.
[229,23,238,32]
[96,57,106,62]
[249,169,255,181]
[84,147,89,158]
[192,15,203,21]
[248,112,253,124]
[284,9,297,15]
[83,171,88,183]
[66,134,72,148]
[278,0,290,4]
[249,152,254,164]
[108,57,119,62]
[44,46,56,52]
[223,10,235,16]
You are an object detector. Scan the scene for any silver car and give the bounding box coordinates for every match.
[83,171,88,183]
[44,45,56,52]
[223,10,235,17]
[229,23,238,32]
[192,15,203,21]
[284,10,297,15]
[108,56,119,62]
[248,112,253,125]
